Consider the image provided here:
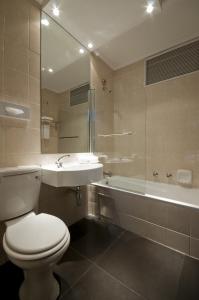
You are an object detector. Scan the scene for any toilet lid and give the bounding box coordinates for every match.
[5,213,68,254]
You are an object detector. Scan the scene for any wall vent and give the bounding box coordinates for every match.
[145,39,199,85]
[70,83,90,106]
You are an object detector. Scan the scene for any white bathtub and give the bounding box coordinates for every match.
[94,176,199,209]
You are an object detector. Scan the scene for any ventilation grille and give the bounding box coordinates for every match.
[145,40,199,85]
[70,83,90,106]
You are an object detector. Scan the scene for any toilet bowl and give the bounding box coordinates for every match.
[3,212,70,300]
[0,166,71,300]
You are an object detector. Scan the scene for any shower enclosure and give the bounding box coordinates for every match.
[92,39,199,193]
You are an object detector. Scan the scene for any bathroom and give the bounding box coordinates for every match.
[0,0,199,299]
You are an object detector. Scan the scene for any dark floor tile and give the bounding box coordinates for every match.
[176,256,199,300]
[0,261,24,300]
[70,218,123,261]
[54,247,92,296]
[97,231,185,300]
[60,265,144,300]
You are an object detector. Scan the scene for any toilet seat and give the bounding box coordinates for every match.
[3,213,70,261]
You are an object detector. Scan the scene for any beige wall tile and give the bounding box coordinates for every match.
[4,40,28,73]
[113,58,199,187]
[4,68,29,103]
[5,153,41,167]
[29,76,40,104]
[5,127,40,154]
[29,50,40,79]
[29,103,40,129]
[4,0,30,17]
[4,4,29,49]
[113,61,146,179]
[29,4,40,54]
[146,71,199,186]
[90,54,114,156]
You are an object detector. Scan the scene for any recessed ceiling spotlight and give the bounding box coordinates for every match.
[79,48,85,54]
[88,43,93,49]
[53,6,60,16]
[48,68,54,73]
[41,18,49,26]
[146,2,154,14]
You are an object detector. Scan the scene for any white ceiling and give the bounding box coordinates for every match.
[44,0,199,70]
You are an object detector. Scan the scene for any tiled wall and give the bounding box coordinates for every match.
[93,185,199,260]
[90,54,114,158]
[112,60,199,187]
[113,61,146,179]
[0,0,41,167]
[91,54,199,187]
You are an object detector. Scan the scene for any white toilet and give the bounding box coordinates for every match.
[0,166,70,300]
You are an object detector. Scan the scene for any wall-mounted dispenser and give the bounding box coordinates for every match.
[41,116,54,140]
[0,101,30,120]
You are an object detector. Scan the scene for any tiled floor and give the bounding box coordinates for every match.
[1,217,199,300]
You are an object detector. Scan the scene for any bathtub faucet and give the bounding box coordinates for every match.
[153,171,159,177]
[103,171,112,177]
[166,173,172,178]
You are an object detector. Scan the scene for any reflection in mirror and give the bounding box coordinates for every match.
[41,12,91,154]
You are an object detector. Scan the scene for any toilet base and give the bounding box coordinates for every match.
[19,266,60,300]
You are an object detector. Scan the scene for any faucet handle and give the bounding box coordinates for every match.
[166,173,172,178]
[153,171,159,177]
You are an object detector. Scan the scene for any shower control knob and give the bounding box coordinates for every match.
[153,171,159,177]
[166,173,172,178]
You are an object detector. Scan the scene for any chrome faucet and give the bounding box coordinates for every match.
[55,154,70,168]
[103,171,112,177]
[166,173,172,178]
[153,171,159,177]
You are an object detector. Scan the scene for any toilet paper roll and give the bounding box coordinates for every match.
[42,124,50,140]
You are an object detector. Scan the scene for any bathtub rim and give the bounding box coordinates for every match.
[93,181,199,210]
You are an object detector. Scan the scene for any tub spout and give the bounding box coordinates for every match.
[103,171,112,177]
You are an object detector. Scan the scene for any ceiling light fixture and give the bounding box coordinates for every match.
[146,2,154,14]
[41,18,49,26]
[48,68,54,73]
[53,6,60,16]
[79,48,85,54]
[88,43,93,49]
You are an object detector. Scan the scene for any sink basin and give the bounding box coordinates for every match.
[41,163,103,187]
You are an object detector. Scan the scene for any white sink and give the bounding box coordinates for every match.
[41,163,103,187]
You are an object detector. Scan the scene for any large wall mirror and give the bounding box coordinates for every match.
[41,12,91,154]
